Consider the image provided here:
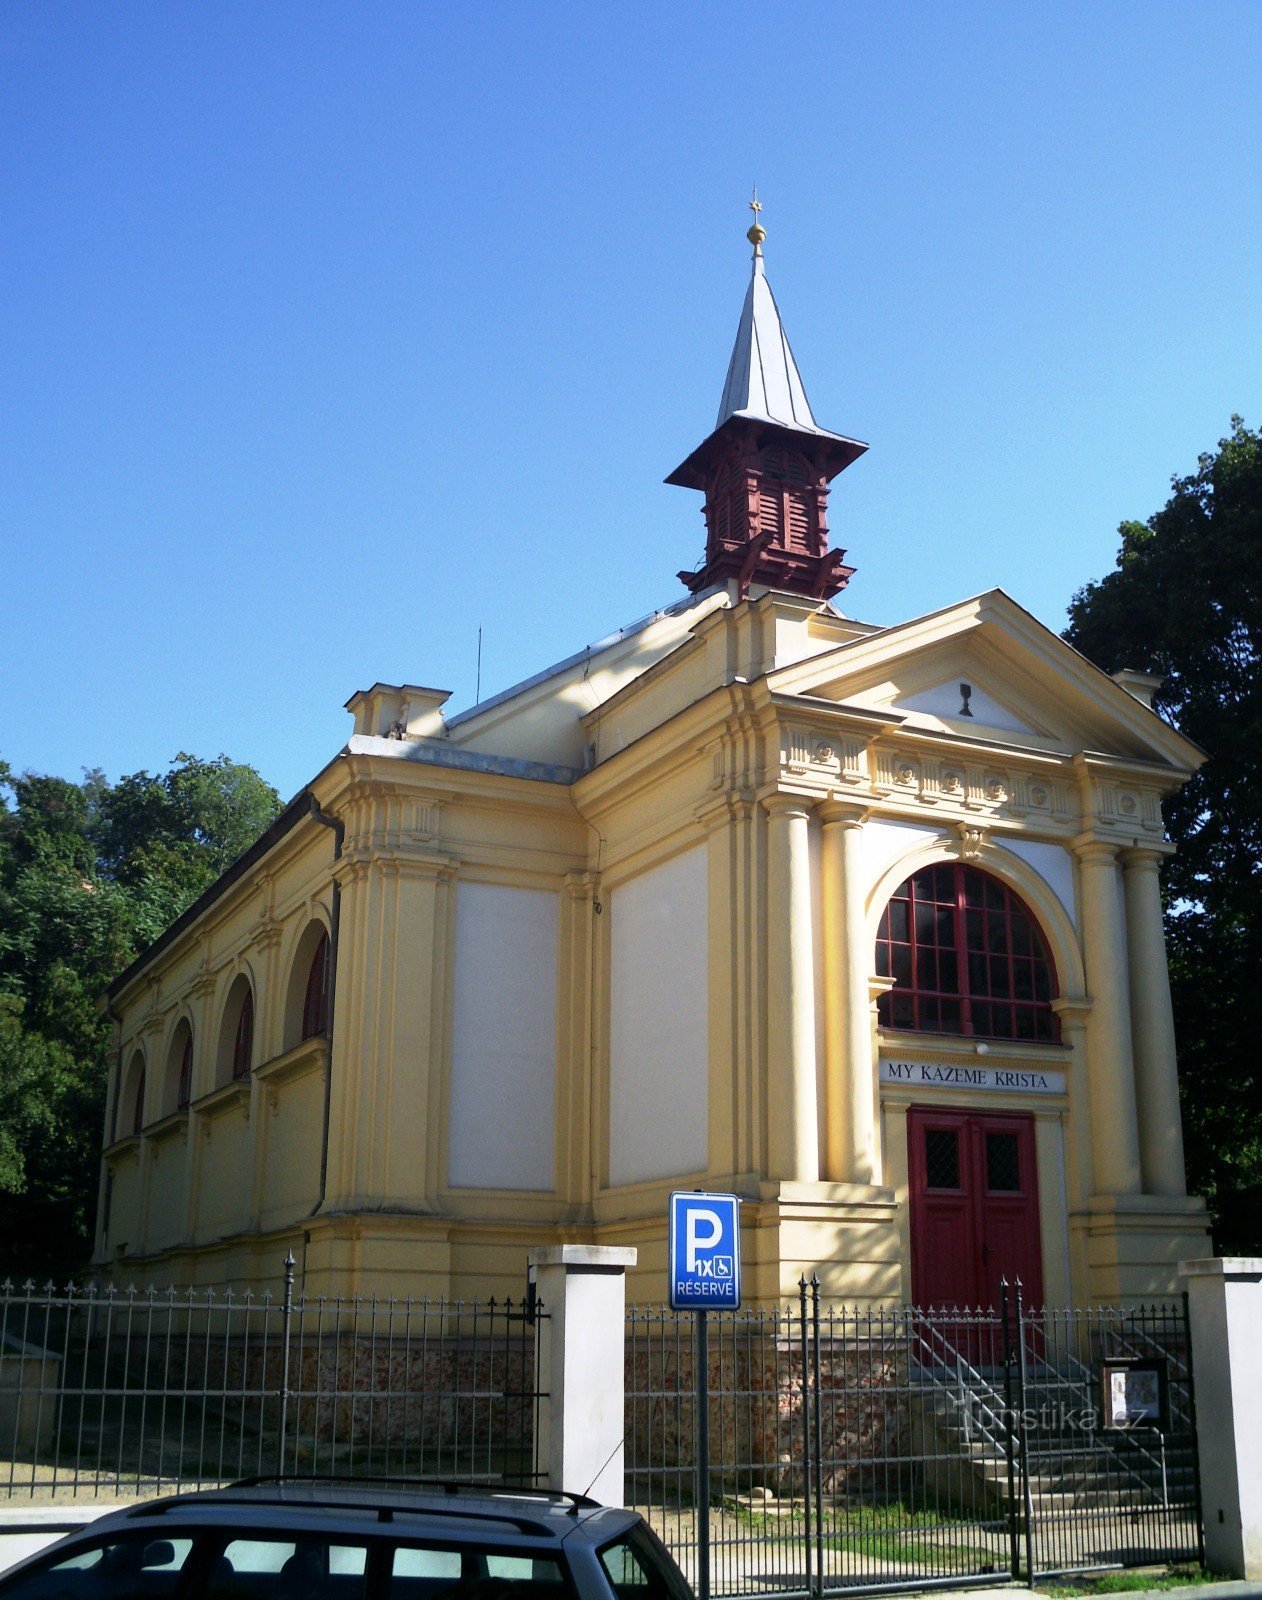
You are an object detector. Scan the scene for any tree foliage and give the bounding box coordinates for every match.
[0,754,281,1278]
[1064,417,1262,1251]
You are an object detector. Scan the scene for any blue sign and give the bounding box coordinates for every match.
[669,1191,742,1310]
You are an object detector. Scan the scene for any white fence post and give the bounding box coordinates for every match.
[1181,1257,1262,1578]
[529,1244,636,1506]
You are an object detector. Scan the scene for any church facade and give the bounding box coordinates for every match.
[94,220,1210,1305]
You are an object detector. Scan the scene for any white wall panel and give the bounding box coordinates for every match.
[449,882,557,1191]
[861,820,943,903]
[609,846,708,1186]
[1001,838,1078,926]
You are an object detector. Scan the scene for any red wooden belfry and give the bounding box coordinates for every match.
[669,201,867,600]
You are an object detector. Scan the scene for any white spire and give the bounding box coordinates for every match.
[714,253,825,435]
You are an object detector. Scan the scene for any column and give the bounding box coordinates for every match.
[1074,839,1142,1196]
[529,1244,637,1506]
[763,794,819,1183]
[820,802,876,1185]
[1122,847,1187,1197]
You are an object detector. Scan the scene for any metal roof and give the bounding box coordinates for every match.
[715,254,836,440]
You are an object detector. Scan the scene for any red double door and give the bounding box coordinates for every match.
[908,1107,1043,1313]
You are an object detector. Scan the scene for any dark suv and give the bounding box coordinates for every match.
[0,1481,692,1600]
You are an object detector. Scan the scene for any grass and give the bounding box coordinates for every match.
[717,1499,998,1572]
[1045,1567,1214,1596]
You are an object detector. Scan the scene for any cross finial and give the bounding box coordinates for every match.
[746,187,766,258]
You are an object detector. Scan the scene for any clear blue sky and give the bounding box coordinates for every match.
[2,3,1260,803]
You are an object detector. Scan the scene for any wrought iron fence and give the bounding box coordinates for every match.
[626,1285,1202,1599]
[0,1258,544,1500]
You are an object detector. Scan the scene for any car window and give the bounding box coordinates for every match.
[209,1539,367,1600]
[597,1528,690,1600]
[0,1534,194,1600]
[387,1546,565,1600]
[389,1552,461,1581]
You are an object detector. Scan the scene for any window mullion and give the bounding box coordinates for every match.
[953,864,973,1036]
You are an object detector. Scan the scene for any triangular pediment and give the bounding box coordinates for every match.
[767,590,1204,774]
[885,663,1049,740]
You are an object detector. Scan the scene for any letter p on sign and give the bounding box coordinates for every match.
[686,1209,722,1273]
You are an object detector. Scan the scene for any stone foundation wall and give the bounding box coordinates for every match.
[626,1332,910,1496]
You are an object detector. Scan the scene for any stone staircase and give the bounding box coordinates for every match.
[912,1328,1196,1515]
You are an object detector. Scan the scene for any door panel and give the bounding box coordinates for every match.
[909,1107,1042,1315]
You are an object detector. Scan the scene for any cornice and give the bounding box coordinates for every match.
[145,1110,190,1145]
[191,1078,252,1124]
[254,1036,328,1092]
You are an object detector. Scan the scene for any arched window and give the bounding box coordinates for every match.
[177,1032,193,1111]
[118,1049,146,1141]
[300,930,330,1041]
[166,1020,194,1115]
[875,863,1059,1042]
[231,988,254,1081]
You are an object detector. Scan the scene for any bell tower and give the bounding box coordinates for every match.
[669,201,867,600]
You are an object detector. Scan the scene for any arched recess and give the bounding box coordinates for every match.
[119,1047,147,1137]
[216,972,256,1085]
[282,917,332,1052]
[866,837,1086,1018]
[165,1018,194,1115]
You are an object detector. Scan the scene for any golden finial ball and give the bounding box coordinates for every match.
[747,222,767,248]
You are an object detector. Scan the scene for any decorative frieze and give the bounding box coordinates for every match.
[1090,780,1165,836]
[780,726,868,787]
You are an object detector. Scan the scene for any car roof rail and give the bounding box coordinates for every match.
[229,1475,601,1512]
[131,1477,601,1536]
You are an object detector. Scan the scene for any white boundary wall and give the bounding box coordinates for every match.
[1182,1257,1262,1579]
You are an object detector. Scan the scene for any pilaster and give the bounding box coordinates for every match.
[762,792,819,1183]
[182,949,217,1245]
[698,791,759,1182]
[820,800,877,1185]
[557,870,598,1211]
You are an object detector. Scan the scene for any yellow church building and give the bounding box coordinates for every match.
[94,219,1210,1306]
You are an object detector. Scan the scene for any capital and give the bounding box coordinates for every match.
[1051,994,1094,1029]
[818,798,868,830]
[1071,833,1122,865]
[695,790,756,832]
[761,791,815,822]
[1120,843,1172,871]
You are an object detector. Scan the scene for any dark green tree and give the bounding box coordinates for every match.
[1064,417,1262,1252]
[0,754,281,1278]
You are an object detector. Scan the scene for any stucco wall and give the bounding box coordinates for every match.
[448,881,559,1192]
[608,845,708,1186]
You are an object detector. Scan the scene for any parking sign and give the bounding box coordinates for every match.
[669,1191,741,1310]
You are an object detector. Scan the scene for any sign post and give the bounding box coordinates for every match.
[669,1192,742,1600]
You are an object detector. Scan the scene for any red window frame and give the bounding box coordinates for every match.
[875,863,1059,1042]
[231,989,254,1081]
[300,931,330,1041]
